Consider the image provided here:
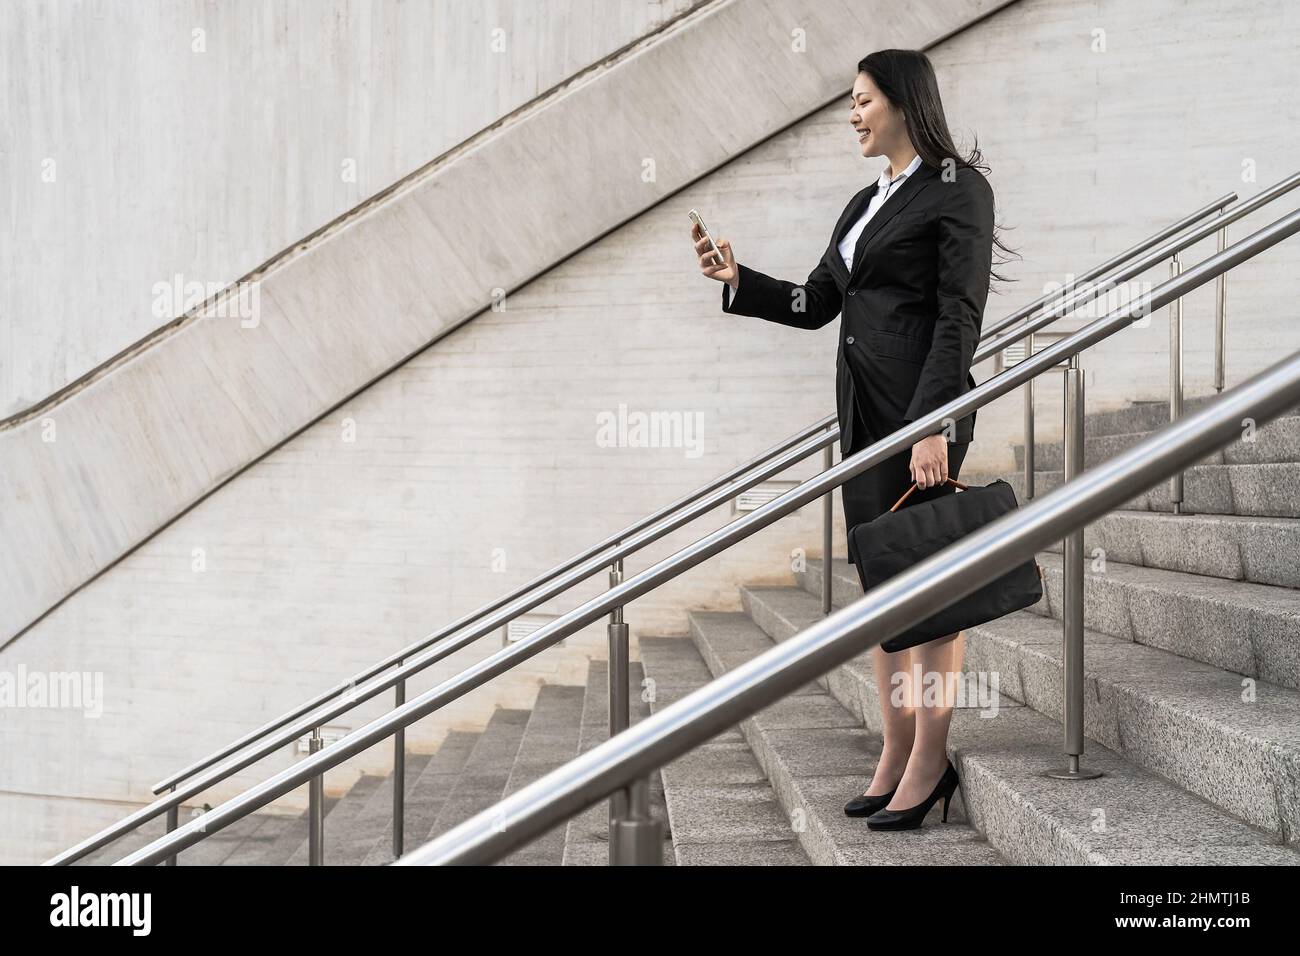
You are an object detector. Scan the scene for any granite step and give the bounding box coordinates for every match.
[320,752,433,866]
[283,772,387,865]
[178,811,292,866]
[205,815,303,866]
[225,792,343,866]
[362,730,480,865]
[638,635,812,865]
[964,609,1300,845]
[1031,551,1300,691]
[72,680,613,866]
[966,461,1300,519]
[1013,413,1300,472]
[1061,394,1220,440]
[497,683,587,866]
[418,708,531,847]
[686,609,1005,864]
[789,559,1300,859]
[1039,510,1300,589]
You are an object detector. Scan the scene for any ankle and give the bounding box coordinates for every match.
[880,736,915,758]
[905,749,951,775]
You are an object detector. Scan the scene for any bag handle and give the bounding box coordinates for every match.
[889,477,969,513]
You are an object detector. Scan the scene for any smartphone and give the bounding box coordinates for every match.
[688,209,725,267]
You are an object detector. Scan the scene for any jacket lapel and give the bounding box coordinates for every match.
[834,184,879,248]
[845,161,939,287]
[828,184,878,283]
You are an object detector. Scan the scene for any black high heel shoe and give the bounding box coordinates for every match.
[866,759,960,830]
[844,786,898,818]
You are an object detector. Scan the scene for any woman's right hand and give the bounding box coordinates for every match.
[692,223,738,289]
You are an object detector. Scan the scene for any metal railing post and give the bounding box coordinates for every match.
[1023,332,1035,500]
[392,665,406,859]
[1047,355,1101,781]
[1215,219,1228,391]
[606,557,629,858]
[605,555,662,864]
[822,444,833,615]
[611,776,663,865]
[308,728,324,865]
[1169,255,1185,512]
[164,788,179,866]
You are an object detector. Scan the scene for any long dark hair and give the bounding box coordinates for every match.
[857,49,1018,288]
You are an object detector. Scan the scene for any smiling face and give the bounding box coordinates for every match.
[849,71,907,161]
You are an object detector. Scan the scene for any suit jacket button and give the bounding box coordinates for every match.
[846,336,855,345]
[848,288,857,296]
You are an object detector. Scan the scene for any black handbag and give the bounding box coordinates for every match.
[846,477,1044,652]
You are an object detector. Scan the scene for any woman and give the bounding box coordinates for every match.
[692,49,1012,831]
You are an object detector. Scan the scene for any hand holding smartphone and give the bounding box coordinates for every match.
[689,209,737,286]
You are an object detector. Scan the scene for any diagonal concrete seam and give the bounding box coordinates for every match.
[0,0,1020,647]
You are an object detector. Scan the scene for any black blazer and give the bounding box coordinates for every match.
[722,160,995,456]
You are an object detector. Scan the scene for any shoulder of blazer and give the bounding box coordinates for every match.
[951,163,993,198]
[927,165,993,217]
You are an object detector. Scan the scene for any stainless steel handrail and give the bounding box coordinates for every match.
[150,185,1254,789]
[1011,171,1300,498]
[46,423,838,866]
[991,172,1299,351]
[150,180,1269,803]
[979,191,1236,341]
[53,194,1233,867]
[149,411,837,797]
[98,202,1300,867]
[396,348,1300,864]
[42,272,1119,867]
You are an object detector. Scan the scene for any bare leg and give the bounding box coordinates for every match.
[886,630,965,810]
[861,645,916,796]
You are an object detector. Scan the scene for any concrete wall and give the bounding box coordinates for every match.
[6,0,1300,864]
[0,0,1008,662]
[0,0,702,416]
[2,0,1011,865]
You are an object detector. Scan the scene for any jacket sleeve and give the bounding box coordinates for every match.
[903,168,995,436]
[721,251,843,331]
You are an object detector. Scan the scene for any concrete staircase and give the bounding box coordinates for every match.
[672,393,1300,864]
[649,623,995,864]
[1001,394,1300,519]
[637,638,811,864]
[76,683,588,865]
[74,395,1300,865]
[75,658,802,865]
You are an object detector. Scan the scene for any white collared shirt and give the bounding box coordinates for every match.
[836,152,924,272]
